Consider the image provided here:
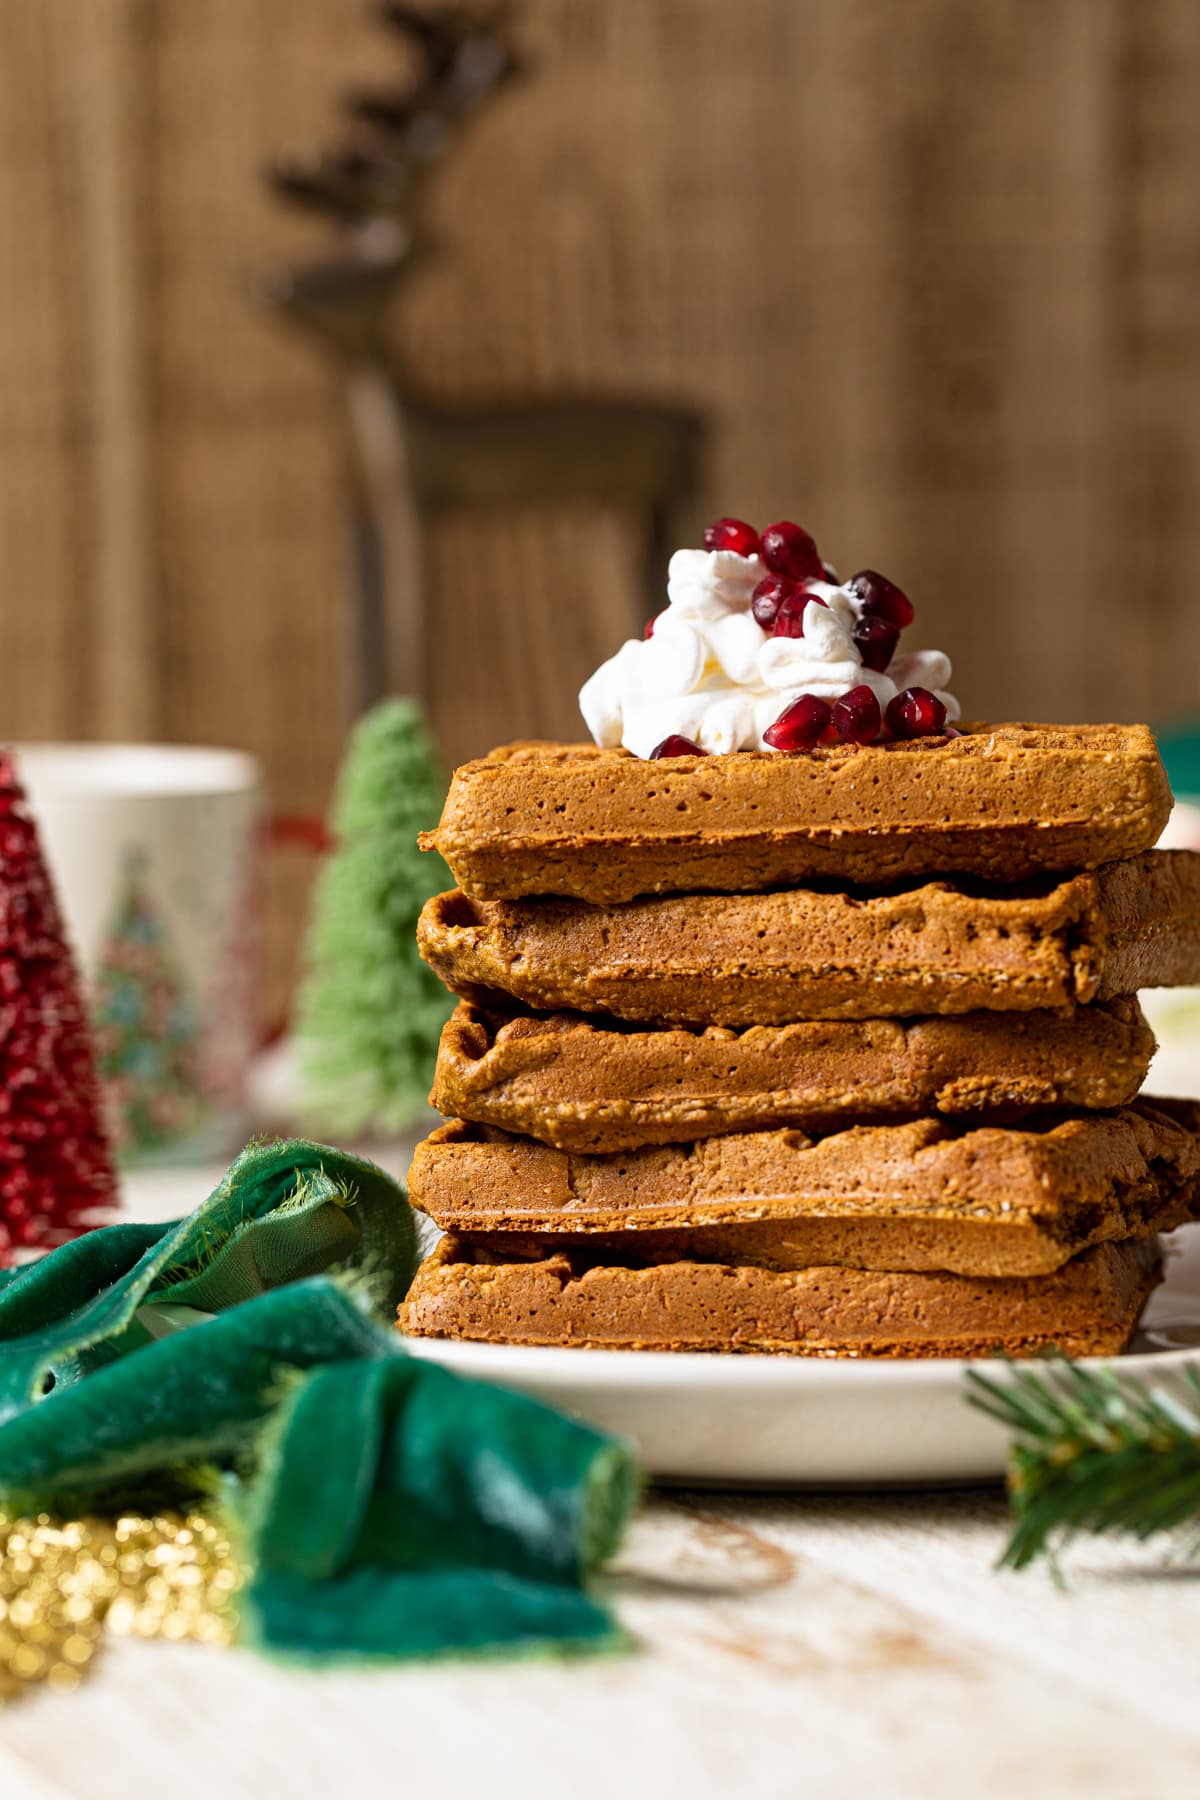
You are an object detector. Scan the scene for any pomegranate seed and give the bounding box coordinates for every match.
[853,612,900,672]
[650,735,708,758]
[832,685,883,744]
[703,517,761,558]
[771,595,807,638]
[751,575,800,630]
[770,586,827,638]
[763,694,831,752]
[644,613,664,639]
[846,570,915,629]
[885,687,947,738]
[760,521,823,583]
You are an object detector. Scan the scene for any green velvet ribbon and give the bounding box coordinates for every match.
[0,1140,638,1661]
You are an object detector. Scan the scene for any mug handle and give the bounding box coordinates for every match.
[260,814,332,1044]
[265,814,333,857]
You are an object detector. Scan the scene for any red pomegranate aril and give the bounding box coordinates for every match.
[885,687,947,739]
[771,594,808,638]
[644,613,663,639]
[832,685,883,744]
[846,569,915,629]
[763,694,831,752]
[852,612,900,672]
[770,585,828,638]
[760,521,823,583]
[650,734,708,758]
[703,516,761,558]
[751,575,800,630]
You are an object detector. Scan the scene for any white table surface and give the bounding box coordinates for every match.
[5,1126,1200,1800]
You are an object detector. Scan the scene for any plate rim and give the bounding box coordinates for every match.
[400,1332,1200,1387]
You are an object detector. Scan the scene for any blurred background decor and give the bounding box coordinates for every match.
[294,697,454,1135]
[264,0,705,717]
[1,0,1198,1024]
[0,753,115,1258]
[18,745,262,1163]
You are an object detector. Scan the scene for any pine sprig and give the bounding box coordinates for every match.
[966,1359,1200,1570]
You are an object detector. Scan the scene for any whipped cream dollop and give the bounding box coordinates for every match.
[579,546,960,756]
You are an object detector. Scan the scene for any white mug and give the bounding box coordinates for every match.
[16,743,263,1164]
[1143,797,1200,1097]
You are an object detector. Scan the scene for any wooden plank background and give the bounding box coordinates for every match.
[1,0,1198,999]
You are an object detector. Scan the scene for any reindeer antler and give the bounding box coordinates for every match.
[264,1,524,354]
[372,1,521,110]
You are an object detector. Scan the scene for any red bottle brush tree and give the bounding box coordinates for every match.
[0,753,117,1259]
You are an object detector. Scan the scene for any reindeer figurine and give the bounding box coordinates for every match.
[264,1,706,715]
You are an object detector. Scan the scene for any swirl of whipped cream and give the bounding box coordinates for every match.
[579,549,960,756]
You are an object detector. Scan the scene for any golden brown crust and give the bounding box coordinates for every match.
[417,853,1200,1026]
[406,1102,1200,1277]
[398,1236,1164,1358]
[439,1201,1197,1278]
[422,727,1173,904]
[432,999,1156,1151]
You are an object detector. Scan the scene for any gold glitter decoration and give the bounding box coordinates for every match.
[0,1508,240,1700]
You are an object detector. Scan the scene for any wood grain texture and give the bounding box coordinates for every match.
[0,1,1198,1005]
[6,1487,1200,1800]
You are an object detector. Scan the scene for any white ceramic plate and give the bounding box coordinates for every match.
[404,1224,1200,1487]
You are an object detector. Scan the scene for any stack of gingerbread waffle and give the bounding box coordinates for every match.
[400,725,1200,1358]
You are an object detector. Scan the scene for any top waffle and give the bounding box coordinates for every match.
[422,726,1172,904]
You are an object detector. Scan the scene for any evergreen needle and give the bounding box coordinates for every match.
[966,1359,1200,1569]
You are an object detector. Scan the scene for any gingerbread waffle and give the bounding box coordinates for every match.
[433,998,1155,1151]
[417,852,1200,1027]
[399,1235,1163,1359]
[422,727,1172,904]
[407,1102,1200,1278]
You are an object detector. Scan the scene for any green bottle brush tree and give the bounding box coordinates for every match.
[295,698,456,1135]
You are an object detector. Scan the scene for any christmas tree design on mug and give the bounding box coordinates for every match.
[91,848,206,1157]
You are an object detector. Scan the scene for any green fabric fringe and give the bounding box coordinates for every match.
[0,1140,638,1662]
